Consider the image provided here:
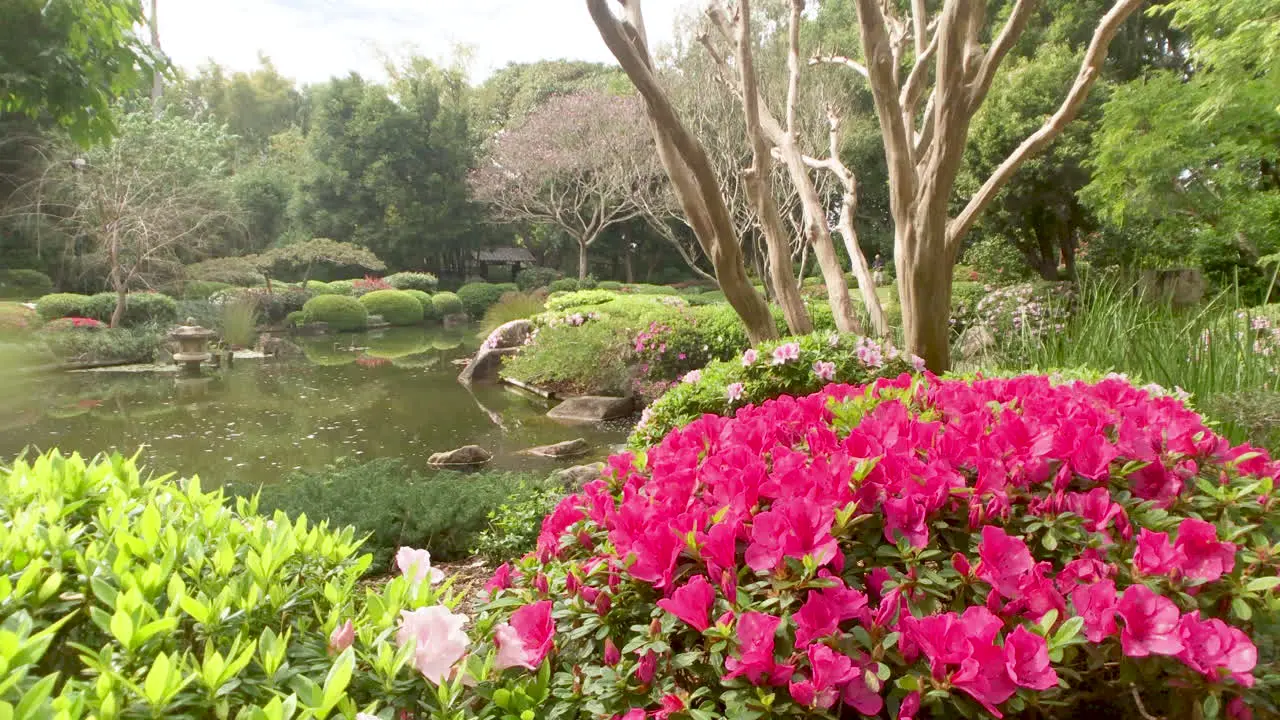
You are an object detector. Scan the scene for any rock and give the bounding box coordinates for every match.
[524,438,590,459]
[427,445,493,467]
[458,347,519,384]
[482,319,533,350]
[1140,268,1205,309]
[547,395,634,422]
[367,315,391,330]
[552,462,605,489]
[256,335,302,358]
[959,325,995,359]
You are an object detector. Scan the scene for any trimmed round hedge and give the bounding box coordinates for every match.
[301,294,368,331]
[0,269,53,299]
[431,291,464,317]
[35,293,93,321]
[457,282,507,319]
[548,278,580,293]
[402,287,432,307]
[359,289,424,326]
[386,271,439,292]
[516,266,562,291]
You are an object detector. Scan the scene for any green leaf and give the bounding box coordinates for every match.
[1246,576,1280,593]
[321,648,355,713]
[1231,597,1252,621]
[143,652,172,707]
[1202,694,1220,720]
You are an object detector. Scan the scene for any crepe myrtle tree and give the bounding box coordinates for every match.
[805,0,1143,369]
[471,90,653,281]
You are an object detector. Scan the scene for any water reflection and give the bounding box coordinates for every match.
[0,326,632,484]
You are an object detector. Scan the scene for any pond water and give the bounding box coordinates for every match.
[0,326,633,486]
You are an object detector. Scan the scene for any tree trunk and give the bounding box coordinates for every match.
[624,247,634,283]
[578,241,589,280]
[108,229,124,328]
[837,202,888,336]
[898,243,954,371]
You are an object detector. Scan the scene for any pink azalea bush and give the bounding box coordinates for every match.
[630,332,920,447]
[472,373,1279,719]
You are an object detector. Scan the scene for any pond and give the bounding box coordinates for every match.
[0,326,633,486]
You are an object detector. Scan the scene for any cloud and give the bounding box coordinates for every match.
[160,0,696,85]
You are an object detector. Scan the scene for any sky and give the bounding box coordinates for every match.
[161,0,697,86]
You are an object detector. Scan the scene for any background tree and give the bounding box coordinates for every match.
[1,0,162,145]
[471,91,650,280]
[255,238,385,286]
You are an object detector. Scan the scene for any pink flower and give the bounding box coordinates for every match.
[604,637,621,666]
[657,575,715,632]
[788,644,855,709]
[656,694,685,720]
[494,600,555,670]
[636,650,658,684]
[883,495,929,548]
[793,589,841,648]
[910,354,927,372]
[328,619,354,654]
[484,563,513,595]
[1070,579,1118,642]
[396,606,469,683]
[1177,612,1256,687]
[950,638,1016,716]
[856,344,883,368]
[723,612,790,686]
[396,547,444,584]
[1228,697,1253,720]
[742,348,758,366]
[771,342,800,365]
[813,360,836,382]
[1004,626,1059,690]
[976,526,1034,599]
[899,691,921,720]
[1133,529,1182,576]
[682,369,702,384]
[726,382,745,402]
[1117,584,1184,657]
[1174,518,1236,583]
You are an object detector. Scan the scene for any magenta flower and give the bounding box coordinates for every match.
[742,348,758,366]
[1177,612,1257,687]
[484,563,513,595]
[1004,626,1059,690]
[950,638,1016,716]
[723,612,790,686]
[657,575,715,632]
[604,637,621,666]
[726,382,745,402]
[813,360,836,382]
[841,652,884,716]
[396,605,469,683]
[788,644,855,709]
[396,547,445,585]
[1133,529,1182,576]
[771,342,800,365]
[899,691,921,720]
[976,526,1034,599]
[1174,518,1237,583]
[1070,579,1118,642]
[1117,584,1184,657]
[793,589,841,648]
[494,600,555,671]
[883,495,930,548]
[328,619,354,654]
[636,650,658,684]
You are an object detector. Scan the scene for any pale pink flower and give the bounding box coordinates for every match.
[813,361,836,382]
[493,622,534,670]
[726,382,745,402]
[396,606,469,683]
[328,619,354,653]
[910,354,926,372]
[682,369,702,384]
[396,547,445,584]
[772,342,800,364]
[742,349,758,367]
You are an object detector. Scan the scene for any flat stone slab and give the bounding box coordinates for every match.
[552,463,605,489]
[547,395,634,422]
[458,347,519,384]
[427,444,493,467]
[523,438,590,459]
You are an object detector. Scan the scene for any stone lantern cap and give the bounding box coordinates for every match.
[168,318,217,342]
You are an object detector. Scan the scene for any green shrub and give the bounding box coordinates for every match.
[38,325,160,363]
[115,291,179,326]
[431,291,464,316]
[0,449,376,718]
[545,289,617,311]
[951,280,987,314]
[0,268,53,299]
[321,279,355,295]
[473,479,566,562]
[285,309,306,327]
[596,280,623,291]
[503,320,634,395]
[35,292,93,321]
[178,280,233,300]
[481,292,545,334]
[301,294,368,331]
[579,274,598,289]
[402,287,432,307]
[385,271,439,292]
[0,302,38,335]
[359,289,424,326]
[457,282,507,318]
[302,280,343,295]
[620,283,679,295]
[184,256,266,286]
[962,234,1034,284]
[235,458,536,569]
[516,266,561,291]
[547,278,580,293]
[630,331,922,447]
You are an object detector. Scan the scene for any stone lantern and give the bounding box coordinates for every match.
[168,317,216,375]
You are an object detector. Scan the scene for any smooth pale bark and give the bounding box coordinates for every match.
[735,0,812,335]
[842,0,1141,370]
[586,0,777,344]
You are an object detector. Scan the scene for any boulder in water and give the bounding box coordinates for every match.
[427,445,493,467]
